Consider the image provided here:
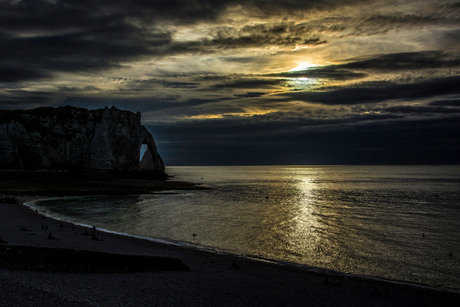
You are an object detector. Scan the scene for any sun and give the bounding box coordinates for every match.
[289,62,317,71]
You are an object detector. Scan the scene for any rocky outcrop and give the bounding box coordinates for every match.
[0,106,165,176]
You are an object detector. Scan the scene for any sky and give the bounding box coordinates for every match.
[1,0,460,165]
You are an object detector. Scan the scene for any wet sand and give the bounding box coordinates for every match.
[1,197,459,306]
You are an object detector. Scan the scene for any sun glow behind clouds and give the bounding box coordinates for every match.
[289,63,318,71]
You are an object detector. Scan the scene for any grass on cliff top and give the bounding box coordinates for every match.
[0,171,204,196]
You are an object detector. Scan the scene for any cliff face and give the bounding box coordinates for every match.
[0,106,165,175]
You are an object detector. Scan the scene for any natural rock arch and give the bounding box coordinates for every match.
[138,129,164,172]
[0,106,165,176]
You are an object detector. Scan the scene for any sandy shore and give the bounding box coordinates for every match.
[1,197,459,306]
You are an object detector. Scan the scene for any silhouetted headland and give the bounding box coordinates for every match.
[0,106,164,175]
[0,106,206,195]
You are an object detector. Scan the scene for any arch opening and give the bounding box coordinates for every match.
[139,144,148,161]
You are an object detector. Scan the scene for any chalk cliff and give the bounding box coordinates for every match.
[0,106,165,176]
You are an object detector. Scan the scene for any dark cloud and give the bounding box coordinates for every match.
[237,0,371,17]
[0,2,173,82]
[280,51,460,80]
[429,98,460,106]
[437,29,460,49]
[0,0,372,84]
[194,75,234,82]
[281,76,460,105]
[222,57,268,64]
[148,114,460,165]
[148,112,402,147]
[0,91,65,109]
[374,105,460,115]
[0,63,49,83]
[271,51,460,83]
[276,67,367,81]
[58,86,101,93]
[207,23,327,49]
[122,78,200,89]
[60,96,234,114]
[211,78,287,89]
[1,1,459,165]
[1,1,454,85]
[362,14,444,28]
[160,25,327,57]
[234,92,267,98]
[208,33,326,49]
[0,0,224,29]
[349,13,459,36]
[341,51,460,71]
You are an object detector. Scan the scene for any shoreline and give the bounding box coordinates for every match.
[25,196,459,294]
[1,195,459,306]
[24,195,460,294]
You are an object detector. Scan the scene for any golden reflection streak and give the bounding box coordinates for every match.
[284,174,322,258]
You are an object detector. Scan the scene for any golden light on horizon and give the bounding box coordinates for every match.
[289,62,318,72]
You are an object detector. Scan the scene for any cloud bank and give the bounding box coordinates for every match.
[1,0,459,164]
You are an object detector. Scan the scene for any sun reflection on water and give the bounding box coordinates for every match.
[32,165,460,291]
[267,169,325,263]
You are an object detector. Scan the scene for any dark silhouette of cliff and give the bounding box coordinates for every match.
[0,106,165,177]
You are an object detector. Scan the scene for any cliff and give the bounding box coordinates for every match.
[0,106,165,176]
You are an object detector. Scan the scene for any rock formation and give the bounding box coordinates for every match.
[0,106,165,176]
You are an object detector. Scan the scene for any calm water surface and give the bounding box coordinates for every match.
[30,165,460,291]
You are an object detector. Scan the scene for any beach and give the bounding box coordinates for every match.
[0,195,459,306]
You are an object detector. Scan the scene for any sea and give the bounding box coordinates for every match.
[27,165,460,291]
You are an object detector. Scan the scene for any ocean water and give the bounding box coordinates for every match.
[30,165,460,291]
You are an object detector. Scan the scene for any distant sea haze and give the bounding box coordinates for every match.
[29,165,460,291]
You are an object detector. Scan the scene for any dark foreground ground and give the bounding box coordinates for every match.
[0,191,459,306]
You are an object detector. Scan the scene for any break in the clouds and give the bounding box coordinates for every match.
[1,0,460,165]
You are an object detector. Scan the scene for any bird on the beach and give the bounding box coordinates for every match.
[230,261,241,270]
[324,277,342,287]
[370,287,390,297]
[370,287,380,296]
[48,233,59,240]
